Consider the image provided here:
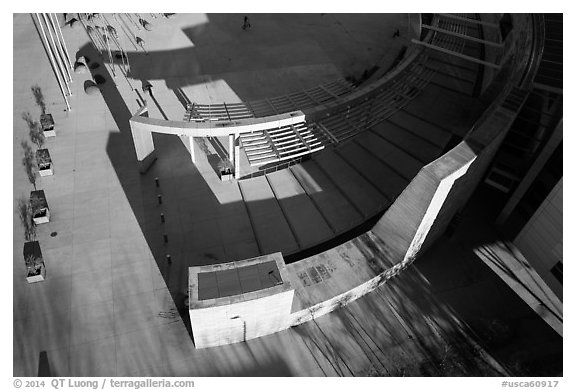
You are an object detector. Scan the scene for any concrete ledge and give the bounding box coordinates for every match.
[130,108,306,138]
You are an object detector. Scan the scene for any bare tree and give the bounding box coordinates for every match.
[22,112,45,149]
[217,159,234,174]
[29,191,45,218]
[31,85,46,115]
[17,197,36,242]
[21,141,37,190]
[25,253,43,276]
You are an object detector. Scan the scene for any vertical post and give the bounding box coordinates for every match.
[41,13,71,94]
[103,32,116,78]
[35,13,70,111]
[51,13,73,73]
[189,136,196,164]
[47,14,72,84]
[229,133,235,166]
[234,133,241,179]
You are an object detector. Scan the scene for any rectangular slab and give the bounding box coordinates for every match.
[337,141,408,202]
[371,121,442,163]
[267,169,333,248]
[314,150,383,218]
[389,109,453,148]
[290,162,363,234]
[355,132,424,182]
[239,176,299,255]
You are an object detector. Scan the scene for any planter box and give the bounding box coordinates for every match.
[30,190,50,224]
[24,241,46,283]
[36,148,53,176]
[40,113,55,137]
[220,169,234,182]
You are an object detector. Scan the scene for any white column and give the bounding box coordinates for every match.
[41,13,72,94]
[190,136,196,164]
[229,134,234,164]
[52,13,74,72]
[48,13,73,79]
[234,134,241,179]
[130,106,156,173]
[131,127,156,173]
[35,13,70,111]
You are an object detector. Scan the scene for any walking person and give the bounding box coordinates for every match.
[242,16,251,31]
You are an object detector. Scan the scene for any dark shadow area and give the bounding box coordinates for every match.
[147,88,168,121]
[93,74,106,85]
[227,354,293,377]
[207,137,228,160]
[475,242,562,322]
[37,351,51,377]
[77,42,196,340]
[173,88,192,109]
[195,138,224,178]
[408,184,563,376]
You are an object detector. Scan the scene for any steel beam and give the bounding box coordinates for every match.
[411,39,501,69]
[422,23,504,48]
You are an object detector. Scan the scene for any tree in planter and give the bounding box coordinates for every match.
[31,85,46,115]
[17,196,36,242]
[30,191,47,219]
[18,197,45,280]
[24,253,44,277]
[217,159,234,175]
[23,112,52,175]
[22,111,45,149]
[21,140,38,190]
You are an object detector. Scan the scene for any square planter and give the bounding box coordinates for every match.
[220,169,234,182]
[30,190,50,224]
[40,113,55,137]
[36,148,53,176]
[24,241,46,283]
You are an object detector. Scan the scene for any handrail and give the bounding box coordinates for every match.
[465,15,542,141]
[519,14,546,89]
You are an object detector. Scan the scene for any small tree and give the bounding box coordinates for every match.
[31,85,46,115]
[217,159,234,174]
[22,112,45,149]
[29,191,46,218]
[17,197,36,242]
[25,254,43,276]
[21,141,37,190]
